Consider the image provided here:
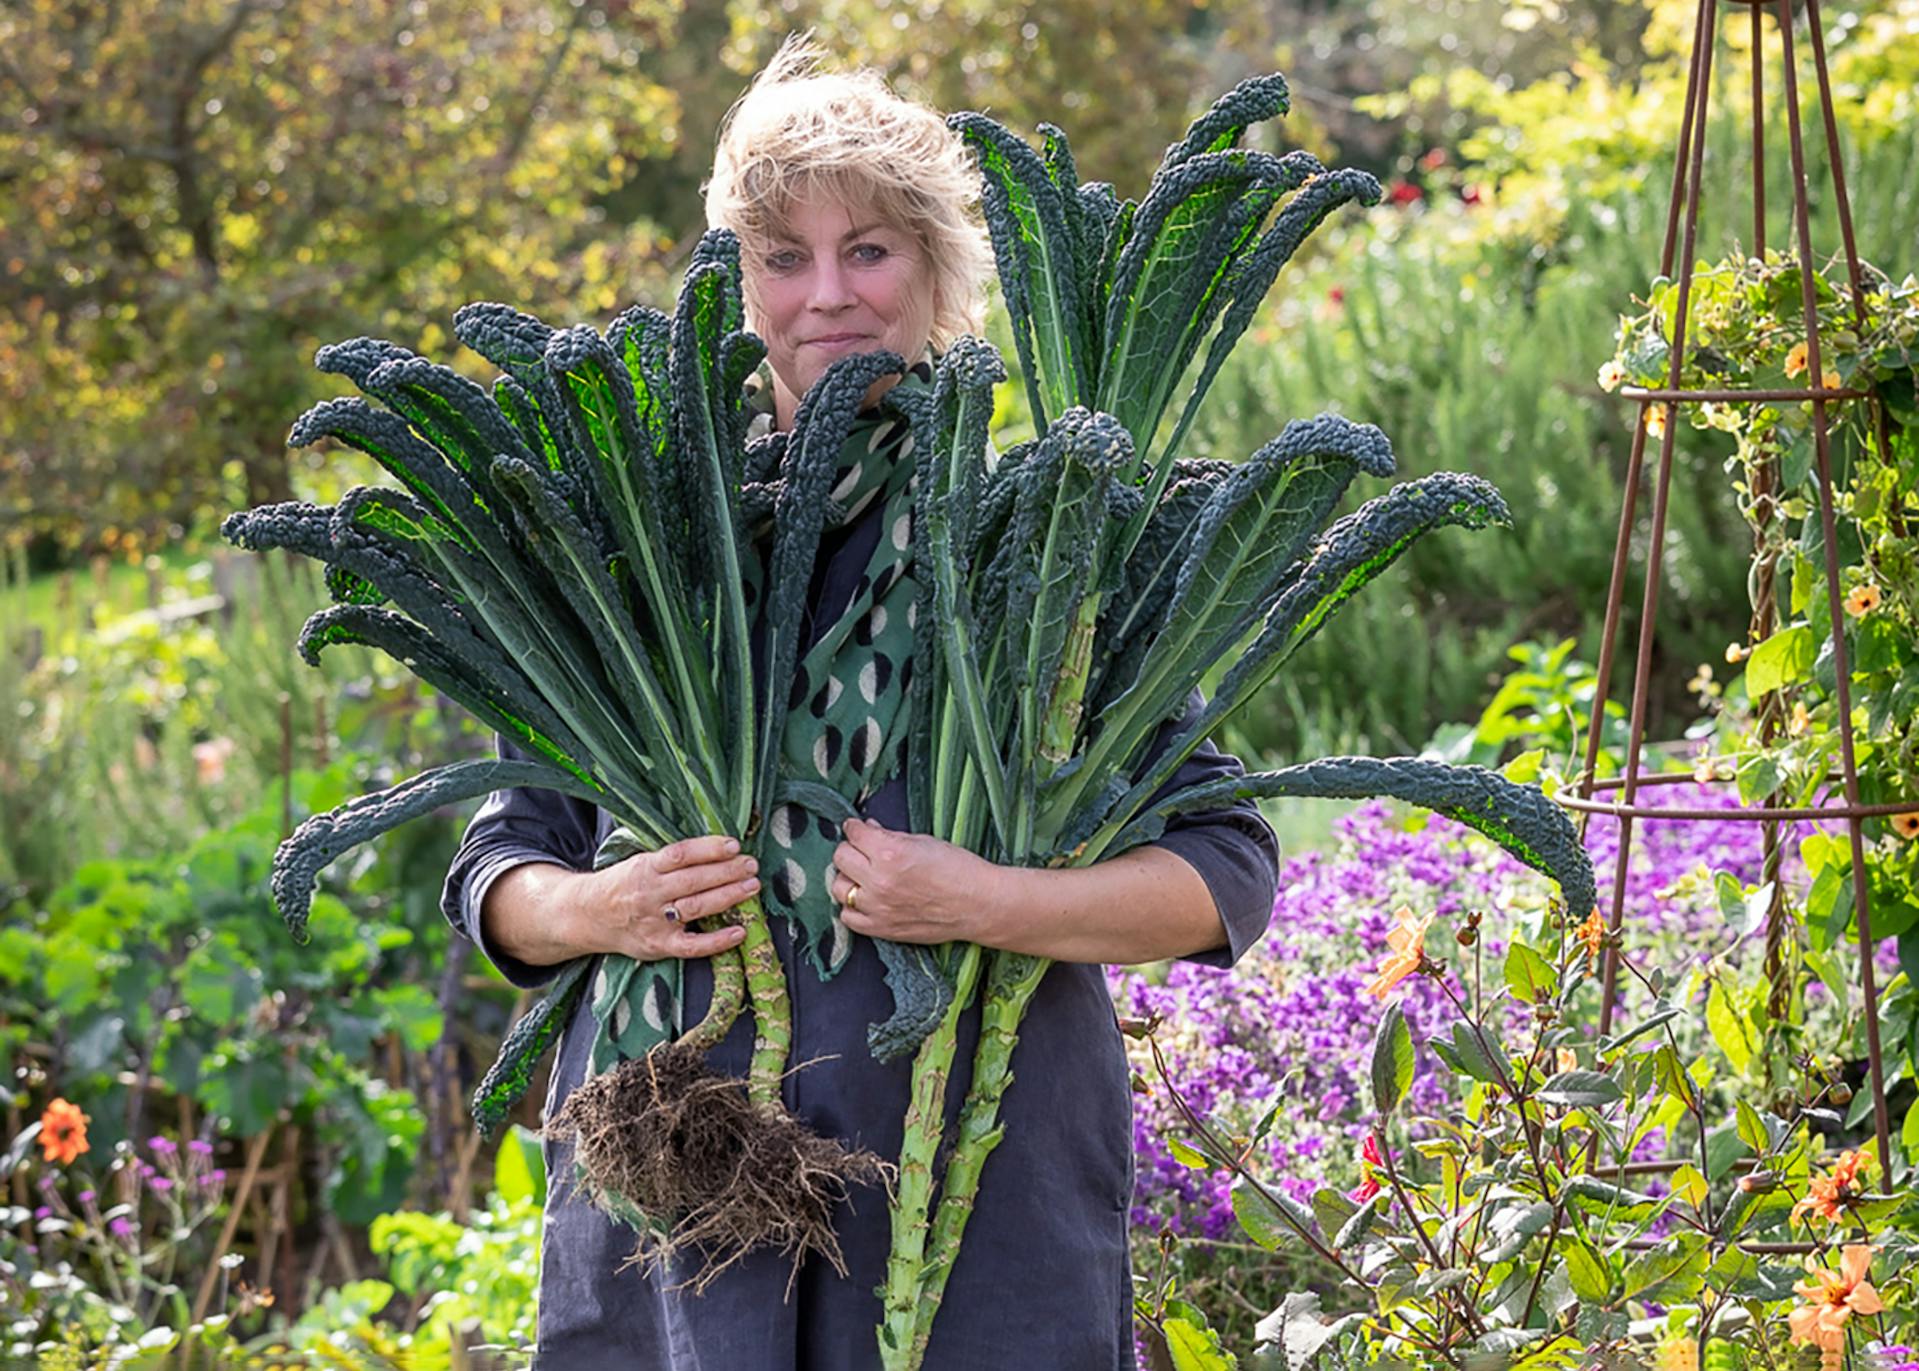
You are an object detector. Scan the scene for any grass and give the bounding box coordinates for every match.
[4,543,220,649]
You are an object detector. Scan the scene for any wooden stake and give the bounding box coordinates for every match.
[192,1125,274,1325]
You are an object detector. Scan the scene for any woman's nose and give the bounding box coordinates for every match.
[806,257,856,312]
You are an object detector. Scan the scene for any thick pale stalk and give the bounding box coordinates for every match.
[734,895,789,1106]
[907,950,1049,1364]
[677,943,747,1054]
[1039,594,1101,766]
[877,943,984,1369]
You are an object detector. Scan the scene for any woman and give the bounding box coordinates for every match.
[441,40,1280,1369]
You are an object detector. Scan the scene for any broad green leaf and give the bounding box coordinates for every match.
[1704,1124,1752,1181]
[1163,1314,1238,1371]
[1706,979,1756,1074]
[1805,862,1854,953]
[1478,1197,1552,1266]
[1669,1164,1708,1208]
[1371,1003,1416,1115]
[1620,1235,1709,1302]
[1448,1021,1506,1084]
[1505,942,1556,1004]
[1335,1190,1390,1250]
[1560,1175,1662,1221]
[1564,1238,1612,1304]
[1536,1070,1623,1109]
[1744,623,1815,696]
[493,1123,547,1208]
[1232,1174,1315,1251]
[1168,1137,1212,1170]
[1653,1045,1696,1107]
[1311,1187,1358,1244]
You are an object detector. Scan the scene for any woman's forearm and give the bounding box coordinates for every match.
[481,838,759,968]
[481,861,595,967]
[974,846,1226,965]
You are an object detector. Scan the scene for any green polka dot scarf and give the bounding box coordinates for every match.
[586,361,927,1073]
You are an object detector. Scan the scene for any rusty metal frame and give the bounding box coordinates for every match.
[1567,0,1903,1172]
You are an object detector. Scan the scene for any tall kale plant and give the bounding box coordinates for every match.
[869,75,1601,1367]
[223,229,898,1277]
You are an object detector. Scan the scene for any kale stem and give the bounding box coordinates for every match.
[733,895,788,1106]
[876,943,984,1370]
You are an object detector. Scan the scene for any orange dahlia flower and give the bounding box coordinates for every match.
[1364,905,1433,1000]
[1573,905,1608,970]
[1789,1245,1885,1354]
[39,1098,90,1166]
[1792,1149,1871,1225]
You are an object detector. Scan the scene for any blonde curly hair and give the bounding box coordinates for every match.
[703,35,992,350]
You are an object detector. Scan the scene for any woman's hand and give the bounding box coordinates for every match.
[481,836,759,968]
[828,817,1007,946]
[830,817,1229,964]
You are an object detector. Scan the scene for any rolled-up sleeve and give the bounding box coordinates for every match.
[440,735,605,989]
[1134,691,1281,968]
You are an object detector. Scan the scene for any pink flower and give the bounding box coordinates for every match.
[192,736,237,785]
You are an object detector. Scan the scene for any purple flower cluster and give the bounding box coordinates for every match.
[1110,786,1857,1240]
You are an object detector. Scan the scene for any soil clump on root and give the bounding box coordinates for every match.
[545,1041,891,1291]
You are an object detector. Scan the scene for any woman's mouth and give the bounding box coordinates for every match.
[803,333,871,350]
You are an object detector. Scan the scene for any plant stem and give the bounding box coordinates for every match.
[733,895,788,1106]
[876,943,984,1370]
[907,950,1049,1365]
[678,943,747,1053]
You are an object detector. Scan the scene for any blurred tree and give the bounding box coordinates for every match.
[0,0,687,554]
[721,0,1229,190]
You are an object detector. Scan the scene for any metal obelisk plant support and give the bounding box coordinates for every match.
[1562,0,1902,1172]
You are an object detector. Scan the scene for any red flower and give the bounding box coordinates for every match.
[1460,184,1485,206]
[1386,180,1424,206]
[1350,1134,1385,1203]
[1418,147,1449,171]
[1327,286,1345,306]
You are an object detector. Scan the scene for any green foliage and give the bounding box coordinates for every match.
[1145,899,1919,1366]
[1606,245,1919,1084]
[0,766,474,1217]
[879,75,1597,1371]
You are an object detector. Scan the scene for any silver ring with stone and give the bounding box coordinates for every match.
[663,905,681,923]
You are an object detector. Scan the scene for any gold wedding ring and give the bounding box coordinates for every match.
[845,884,861,912]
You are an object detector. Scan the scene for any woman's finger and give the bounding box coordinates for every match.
[839,817,889,859]
[649,854,758,905]
[660,923,748,961]
[831,839,877,889]
[650,835,741,873]
[667,875,763,926]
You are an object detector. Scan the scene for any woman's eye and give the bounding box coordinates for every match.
[851,242,889,264]
[766,250,802,272]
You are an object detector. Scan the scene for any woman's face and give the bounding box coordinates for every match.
[745,195,936,429]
